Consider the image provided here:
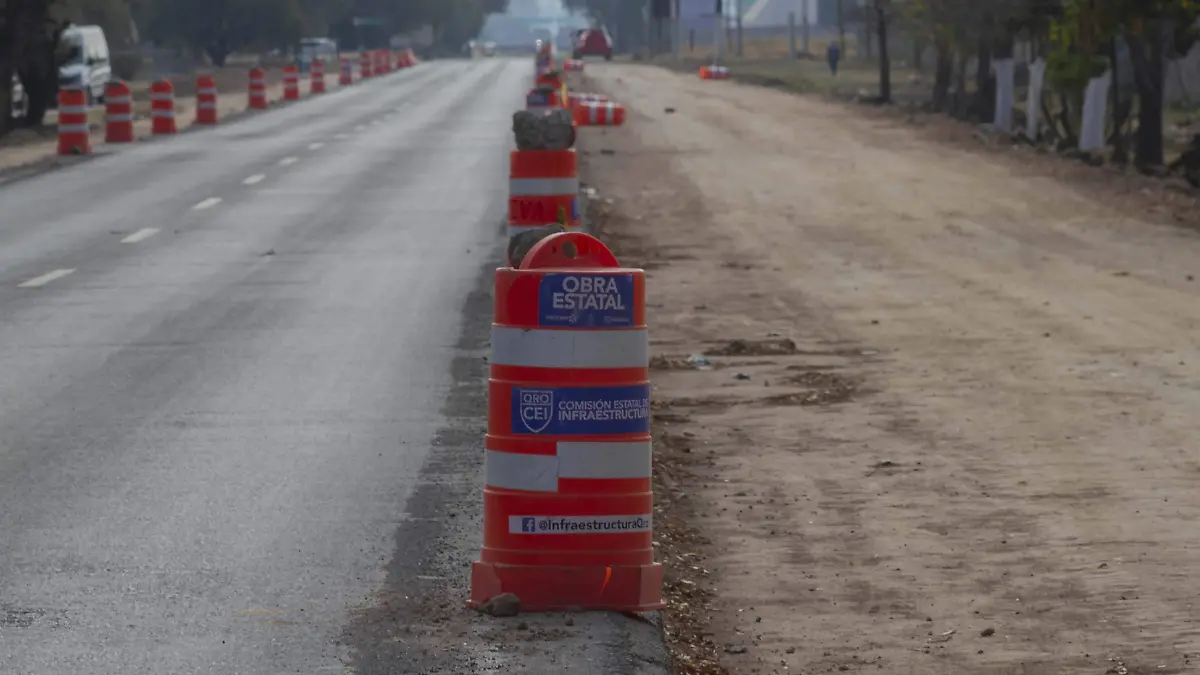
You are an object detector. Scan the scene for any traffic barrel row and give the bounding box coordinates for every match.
[469,231,663,613]
[61,54,392,155]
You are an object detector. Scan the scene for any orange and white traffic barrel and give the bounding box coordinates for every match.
[567,92,608,108]
[56,87,90,155]
[283,65,300,101]
[339,57,354,85]
[311,59,326,94]
[249,67,268,109]
[563,59,584,72]
[469,231,663,613]
[537,71,563,91]
[195,74,218,125]
[509,149,580,237]
[374,50,387,75]
[525,87,564,112]
[699,65,730,79]
[573,102,625,127]
[405,48,418,65]
[150,79,177,135]
[360,52,373,78]
[103,81,134,143]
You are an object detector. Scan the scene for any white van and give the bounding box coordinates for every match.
[58,25,112,104]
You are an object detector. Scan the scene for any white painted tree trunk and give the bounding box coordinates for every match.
[1026,59,1046,140]
[1079,70,1112,151]
[992,58,1015,133]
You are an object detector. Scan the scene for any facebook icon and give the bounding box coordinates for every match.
[521,517,537,533]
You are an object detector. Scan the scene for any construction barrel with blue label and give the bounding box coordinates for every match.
[469,231,664,613]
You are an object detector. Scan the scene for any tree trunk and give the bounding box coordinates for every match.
[973,14,994,121]
[912,39,923,73]
[1129,24,1166,167]
[932,40,952,112]
[876,1,890,103]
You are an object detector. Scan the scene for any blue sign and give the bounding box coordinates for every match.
[527,92,550,107]
[538,273,634,327]
[512,384,651,436]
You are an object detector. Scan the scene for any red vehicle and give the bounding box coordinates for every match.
[573,27,613,61]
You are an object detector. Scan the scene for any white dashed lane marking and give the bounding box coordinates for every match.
[243,174,266,185]
[278,157,298,166]
[19,268,75,288]
[120,228,159,243]
[193,197,222,210]
[308,142,324,150]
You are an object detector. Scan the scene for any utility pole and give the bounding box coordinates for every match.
[802,0,810,54]
[735,0,743,57]
[713,0,722,66]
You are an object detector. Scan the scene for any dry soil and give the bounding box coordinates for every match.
[576,62,1200,675]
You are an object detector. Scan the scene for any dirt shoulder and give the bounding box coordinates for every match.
[576,62,1200,675]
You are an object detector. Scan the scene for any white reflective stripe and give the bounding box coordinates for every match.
[486,451,558,492]
[106,113,135,122]
[559,441,652,479]
[151,110,175,118]
[197,102,217,109]
[149,93,173,100]
[510,177,578,196]
[106,96,132,103]
[197,88,217,95]
[491,326,647,369]
[57,124,89,133]
[58,105,88,114]
[508,225,561,237]
[486,442,652,491]
[588,104,612,124]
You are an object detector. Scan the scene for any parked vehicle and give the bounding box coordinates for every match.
[58,25,112,105]
[298,37,338,73]
[573,27,613,61]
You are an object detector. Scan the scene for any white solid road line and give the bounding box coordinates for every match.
[243,174,266,185]
[19,268,75,288]
[193,197,222,210]
[308,142,324,150]
[278,157,298,166]
[120,228,160,243]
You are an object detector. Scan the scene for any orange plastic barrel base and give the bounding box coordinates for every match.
[469,561,664,613]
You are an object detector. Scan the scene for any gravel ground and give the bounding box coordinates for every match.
[576,61,1200,675]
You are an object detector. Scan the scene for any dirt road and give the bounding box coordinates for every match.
[576,63,1200,675]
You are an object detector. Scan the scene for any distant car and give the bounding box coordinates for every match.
[573,28,613,61]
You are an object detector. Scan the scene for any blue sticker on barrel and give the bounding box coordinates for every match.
[538,273,634,327]
[526,91,550,107]
[512,385,651,436]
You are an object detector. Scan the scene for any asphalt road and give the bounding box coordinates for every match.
[0,58,602,674]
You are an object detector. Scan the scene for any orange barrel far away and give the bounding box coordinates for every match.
[311,59,326,94]
[104,81,134,143]
[149,79,177,134]
[248,67,268,109]
[283,65,300,101]
[573,102,625,127]
[469,231,662,613]
[195,74,218,124]
[525,87,563,112]
[56,87,91,155]
[360,52,373,78]
[508,149,581,238]
[339,57,354,85]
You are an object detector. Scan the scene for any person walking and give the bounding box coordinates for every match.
[827,40,841,75]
